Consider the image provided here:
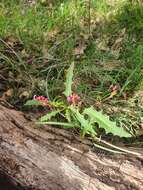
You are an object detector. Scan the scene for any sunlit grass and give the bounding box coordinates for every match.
[0,0,142,132]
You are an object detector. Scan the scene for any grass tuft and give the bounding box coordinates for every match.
[0,0,143,137]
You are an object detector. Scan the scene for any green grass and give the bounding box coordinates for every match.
[0,0,143,137]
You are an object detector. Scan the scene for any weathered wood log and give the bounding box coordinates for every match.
[0,104,143,190]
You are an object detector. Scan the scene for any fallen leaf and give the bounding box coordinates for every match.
[111,49,120,59]
[6,36,18,47]
[2,88,14,100]
[19,91,30,99]
[5,88,14,97]
[102,61,122,71]
[21,49,29,58]
[96,38,109,51]
[80,32,90,40]
[44,28,59,39]
[111,28,126,57]
[73,43,87,55]
[112,37,123,50]
[136,123,143,136]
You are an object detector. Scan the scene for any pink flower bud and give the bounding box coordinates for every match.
[67,94,80,105]
[67,96,72,103]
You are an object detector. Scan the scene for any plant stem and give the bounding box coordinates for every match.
[37,121,75,128]
[88,0,91,35]
[93,143,125,154]
[96,138,143,158]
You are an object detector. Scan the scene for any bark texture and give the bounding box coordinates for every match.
[0,104,143,190]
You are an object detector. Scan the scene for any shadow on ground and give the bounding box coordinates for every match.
[0,174,21,190]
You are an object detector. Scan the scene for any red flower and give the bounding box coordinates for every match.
[33,95,49,106]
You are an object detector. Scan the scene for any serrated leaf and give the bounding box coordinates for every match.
[63,62,74,97]
[70,106,97,138]
[39,110,61,122]
[24,100,43,106]
[83,107,132,138]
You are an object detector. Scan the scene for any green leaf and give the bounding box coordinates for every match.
[39,110,61,122]
[83,107,132,138]
[63,62,74,97]
[70,106,97,138]
[24,100,43,106]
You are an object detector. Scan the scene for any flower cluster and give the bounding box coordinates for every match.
[67,93,80,105]
[33,95,49,106]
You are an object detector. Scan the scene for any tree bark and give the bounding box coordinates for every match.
[0,104,143,190]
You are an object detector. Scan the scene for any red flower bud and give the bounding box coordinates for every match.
[33,95,49,106]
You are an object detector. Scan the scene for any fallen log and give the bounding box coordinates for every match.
[0,104,143,190]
